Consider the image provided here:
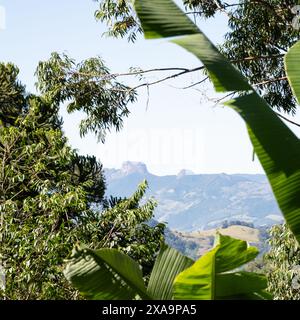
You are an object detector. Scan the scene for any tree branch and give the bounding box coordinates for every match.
[213,0,232,18]
[276,112,300,128]
[253,76,287,87]
[129,66,205,92]
[179,77,209,90]
[231,54,284,64]
[70,67,191,81]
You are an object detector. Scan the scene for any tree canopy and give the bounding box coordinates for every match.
[0,63,164,299]
[94,0,300,114]
[36,52,137,142]
[264,224,300,300]
[1,0,300,301]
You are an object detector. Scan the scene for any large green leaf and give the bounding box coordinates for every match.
[225,93,300,243]
[285,40,300,104]
[173,235,268,300]
[134,0,198,39]
[147,244,193,300]
[64,246,150,300]
[215,272,268,299]
[217,88,300,242]
[172,35,252,92]
[212,232,259,273]
[134,0,251,92]
[135,0,300,244]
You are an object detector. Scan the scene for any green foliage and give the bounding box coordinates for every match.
[94,0,142,42]
[0,63,27,125]
[95,0,299,113]
[0,64,164,299]
[64,235,269,300]
[264,224,300,300]
[64,246,150,300]
[147,245,193,299]
[89,180,166,279]
[134,0,199,38]
[69,154,105,206]
[35,52,136,142]
[173,234,269,300]
[0,98,90,299]
[183,0,222,18]
[164,228,199,260]
[223,0,299,114]
[134,0,300,245]
[285,40,300,104]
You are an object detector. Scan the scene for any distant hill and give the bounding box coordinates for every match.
[104,161,283,231]
[163,223,269,260]
[189,225,260,243]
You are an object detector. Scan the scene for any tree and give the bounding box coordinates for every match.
[264,224,300,300]
[94,0,300,115]
[222,0,299,114]
[88,180,166,280]
[0,62,106,299]
[35,52,136,142]
[0,63,28,126]
[0,63,164,299]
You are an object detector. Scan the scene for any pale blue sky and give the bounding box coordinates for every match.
[1,0,300,175]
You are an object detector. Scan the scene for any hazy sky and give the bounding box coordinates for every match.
[1,0,300,175]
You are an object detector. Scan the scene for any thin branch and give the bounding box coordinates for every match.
[253,76,288,87]
[186,11,205,16]
[129,66,205,92]
[213,92,237,105]
[231,54,284,64]
[88,66,206,93]
[210,91,300,129]
[274,45,288,53]
[70,55,285,87]
[66,54,285,95]
[146,85,150,110]
[179,77,209,90]
[70,67,191,80]
[223,3,243,8]
[213,0,232,18]
[275,112,300,128]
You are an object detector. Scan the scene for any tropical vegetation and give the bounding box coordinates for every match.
[1,0,300,300]
[0,62,164,299]
[62,0,300,300]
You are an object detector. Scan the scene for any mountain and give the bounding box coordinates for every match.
[104,161,283,232]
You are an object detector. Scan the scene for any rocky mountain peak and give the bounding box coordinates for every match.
[177,169,195,178]
[120,161,149,176]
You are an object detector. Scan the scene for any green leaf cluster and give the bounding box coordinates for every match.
[0,63,164,299]
[35,52,137,142]
[94,0,142,42]
[264,224,300,300]
[64,234,270,300]
[95,0,300,113]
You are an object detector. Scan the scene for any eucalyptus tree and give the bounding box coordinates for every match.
[94,0,300,115]
[264,224,300,300]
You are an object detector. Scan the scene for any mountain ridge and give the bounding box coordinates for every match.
[104,161,283,231]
